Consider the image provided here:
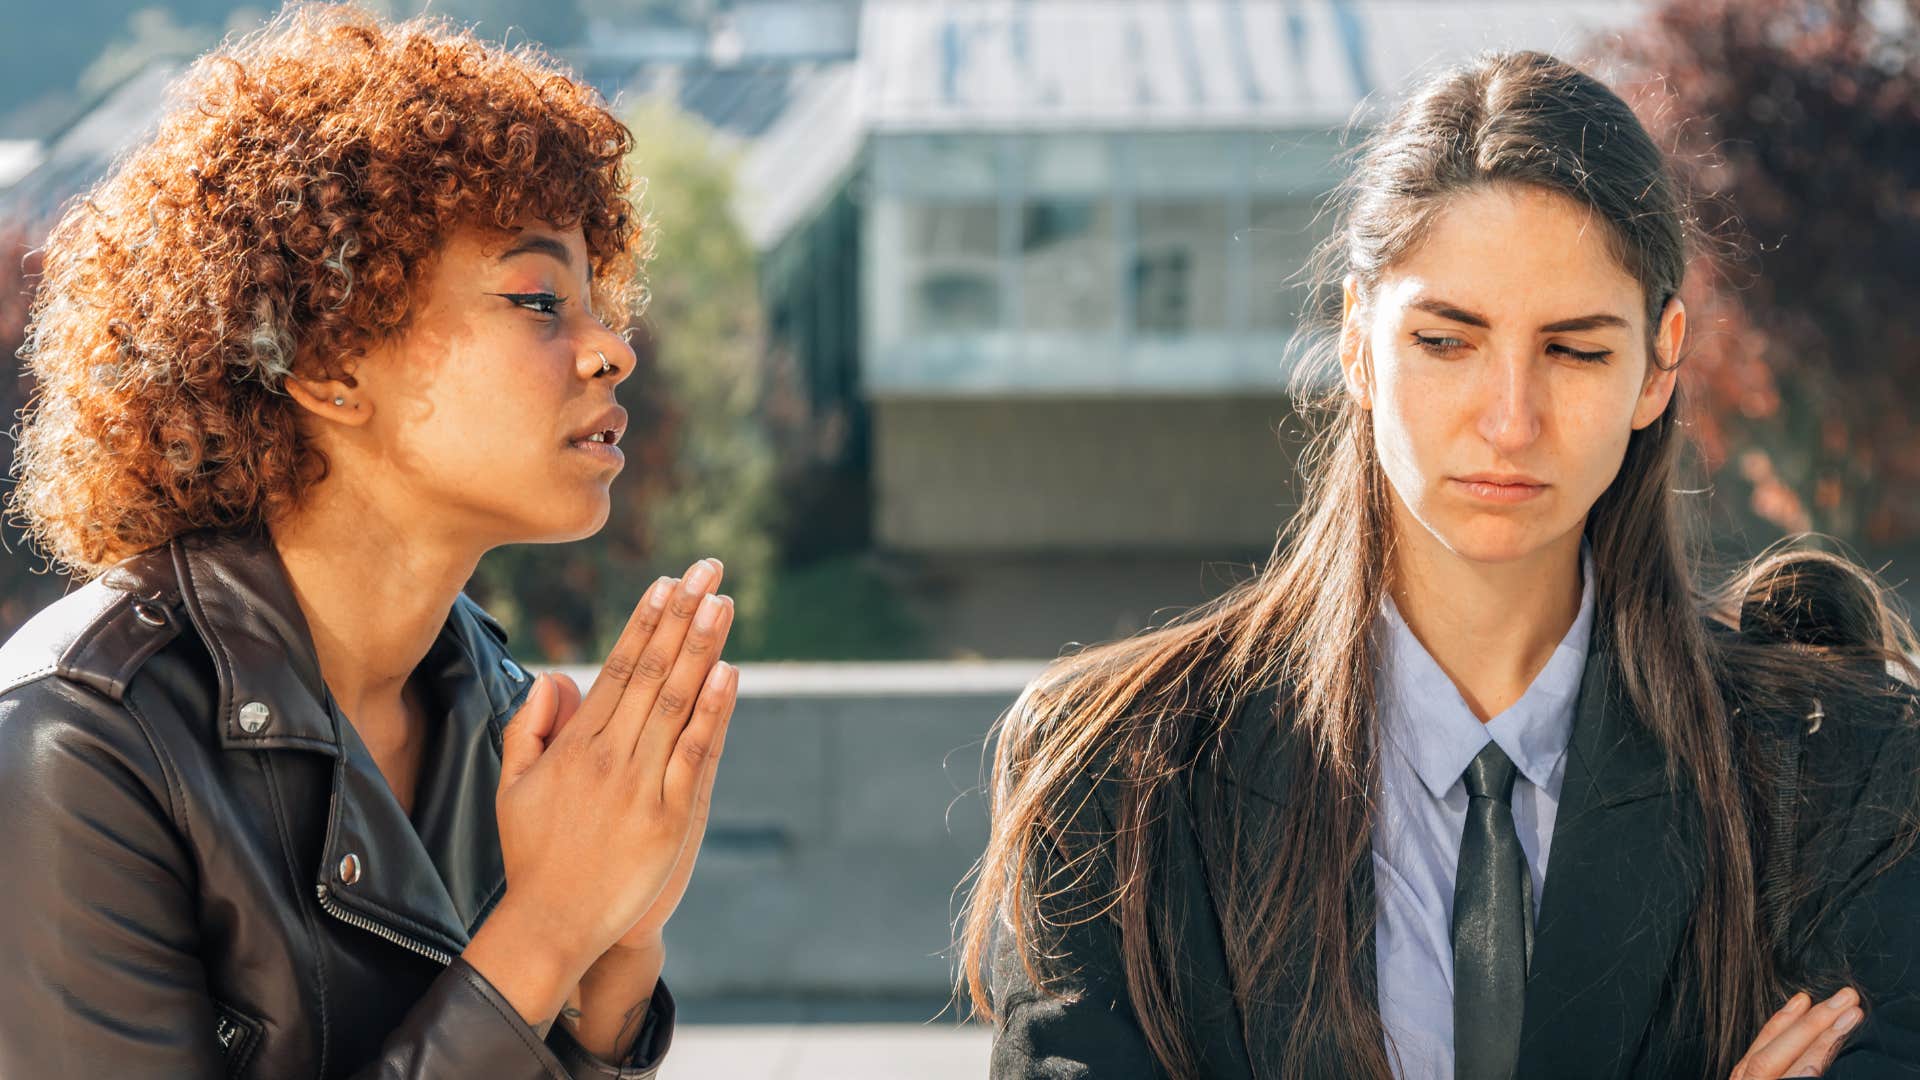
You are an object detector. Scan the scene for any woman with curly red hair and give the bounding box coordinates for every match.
[0,5,735,1077]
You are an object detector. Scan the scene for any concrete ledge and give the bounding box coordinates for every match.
[553,659,1050,698]
[535,661,1038,997]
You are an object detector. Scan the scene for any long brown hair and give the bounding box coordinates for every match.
[959,50,1919,1079]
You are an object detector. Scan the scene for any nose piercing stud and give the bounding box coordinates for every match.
[333,397,346,406]
[595,350,613,376]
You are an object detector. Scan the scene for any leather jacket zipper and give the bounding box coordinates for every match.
[315,884,454,966]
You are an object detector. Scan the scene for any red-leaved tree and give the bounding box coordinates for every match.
[1607,0,1920,548]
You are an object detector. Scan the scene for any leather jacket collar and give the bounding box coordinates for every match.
[165,528,536,962]
[162,529,527,753]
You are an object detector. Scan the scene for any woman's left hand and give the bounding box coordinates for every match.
[1730,987,1863,1079]
[542,576,739,955]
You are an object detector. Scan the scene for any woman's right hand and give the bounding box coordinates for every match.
[465,558,736,1020]
[1730,987,1864,1079]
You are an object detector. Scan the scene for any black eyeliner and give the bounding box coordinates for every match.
[487,291,568,315]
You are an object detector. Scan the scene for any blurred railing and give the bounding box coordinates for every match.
[554,660,1046,998]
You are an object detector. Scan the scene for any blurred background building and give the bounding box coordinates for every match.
[4,1,1917,1076]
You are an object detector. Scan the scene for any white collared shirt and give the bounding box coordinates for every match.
[1371,544,1597,1080]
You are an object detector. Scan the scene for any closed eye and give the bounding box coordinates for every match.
[1411,332,1468,355]
[1549,343,1612,363]
[490,292,567,317]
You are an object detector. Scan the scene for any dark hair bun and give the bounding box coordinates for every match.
[1738,550,1884,650]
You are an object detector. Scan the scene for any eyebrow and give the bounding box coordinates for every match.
[1410,298,1629,334]
[497,234,592,285]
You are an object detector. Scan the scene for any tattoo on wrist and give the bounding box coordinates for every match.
[536,1005,583,1042]
[616,999,649,1053]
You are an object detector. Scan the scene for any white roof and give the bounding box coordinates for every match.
[735,62,864,248]
[0,141,43,189]
[858,0,1645,132]
[0,61,183,220]
[737,0,1646,246]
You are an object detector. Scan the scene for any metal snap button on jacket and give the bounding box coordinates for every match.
[238,701,271,733]
[338,853,362,886]
[499,657,527,682]
[131,600,168,627]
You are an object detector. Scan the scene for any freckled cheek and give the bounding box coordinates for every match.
[1372,361,1469,484]
[414,387,560,466]
[1369,407,1441,510]
[1559,398,1638,495]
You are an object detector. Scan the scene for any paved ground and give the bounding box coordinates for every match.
[663,998,991,1079]
[666,1023,992,1079]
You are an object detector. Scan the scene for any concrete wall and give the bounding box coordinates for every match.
[562,661,1043,998]
[871,395,1302,552]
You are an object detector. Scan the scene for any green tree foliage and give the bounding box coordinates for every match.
[1609,0,1920,545]
[469,101,778,661]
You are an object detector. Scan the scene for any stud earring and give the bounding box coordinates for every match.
[333,397,346,406]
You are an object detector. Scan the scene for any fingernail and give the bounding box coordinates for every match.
[1828,988,1859,1010]
[685,560,716,593]
[646,577,673,609]
[1837,1007,1862,1033]
[1784,992,1809,1011]
[706,660,730,690]
[694,593,721,631]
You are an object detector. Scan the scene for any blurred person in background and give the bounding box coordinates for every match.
[0,5,742,1077]
[964,50,1920,1080]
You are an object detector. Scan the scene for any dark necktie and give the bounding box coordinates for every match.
[1452,740,1532,1080]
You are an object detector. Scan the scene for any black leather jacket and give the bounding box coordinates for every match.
[0,529,675,1078]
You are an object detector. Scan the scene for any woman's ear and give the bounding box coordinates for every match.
[283,366,373,428]
[1339,275,1373,410]
[1631,296,1686,431]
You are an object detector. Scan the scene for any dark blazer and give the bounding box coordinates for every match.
[988,631,1920,1078]
[0,529,674,1078]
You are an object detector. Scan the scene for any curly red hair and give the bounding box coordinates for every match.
[10,2,645,576]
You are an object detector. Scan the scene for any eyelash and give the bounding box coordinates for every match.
[492,292,568,318]
[1410,332,1611,364]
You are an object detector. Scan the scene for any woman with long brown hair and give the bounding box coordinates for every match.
[962,50,1920,1080]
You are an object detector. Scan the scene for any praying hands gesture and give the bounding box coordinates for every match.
[463,557,738,1060]
[1732,987,1864,1079]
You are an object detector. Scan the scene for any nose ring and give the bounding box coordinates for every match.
[595,349,614,377]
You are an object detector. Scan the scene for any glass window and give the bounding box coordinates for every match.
[902,202,1002,334]
[1020,198,1116,331]
[1246,198,1322,330]
[1022,135,1111,195]
[1132,200,1228,333]
[876,134,1001,197]
[1249,131,1348,195]
[1132,133,1243,194]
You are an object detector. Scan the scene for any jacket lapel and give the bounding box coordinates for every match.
[174,530,520,963]
[313,605,522,960]
[1514,640,1703,1077]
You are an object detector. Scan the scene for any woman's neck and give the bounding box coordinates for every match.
[1386,509,1587,723]
[268,476,483,744]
